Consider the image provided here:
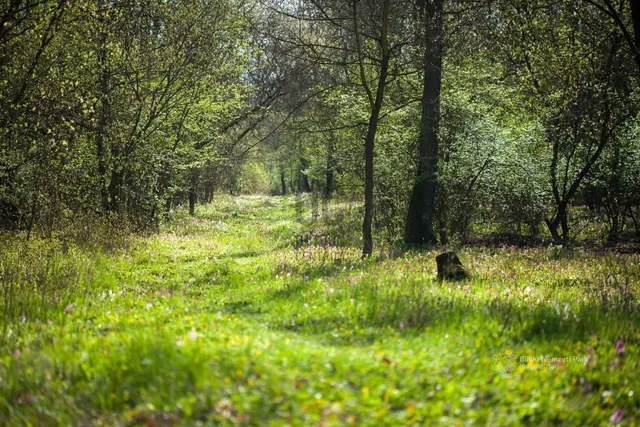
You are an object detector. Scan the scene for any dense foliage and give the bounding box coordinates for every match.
[1,0,261,232]
[2,0,640,248]
[2,1,640,422]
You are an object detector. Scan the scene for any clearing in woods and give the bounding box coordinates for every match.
[2,196,639,425]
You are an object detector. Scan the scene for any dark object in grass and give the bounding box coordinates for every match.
[436,252,468,280]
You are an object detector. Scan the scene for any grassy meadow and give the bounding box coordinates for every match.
[1,195,639,425]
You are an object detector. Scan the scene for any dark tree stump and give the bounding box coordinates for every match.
[436,251,468,280]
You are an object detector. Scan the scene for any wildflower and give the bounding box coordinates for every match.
[609,408,624,424]
[584,346,595,369]
[187,328,200,340]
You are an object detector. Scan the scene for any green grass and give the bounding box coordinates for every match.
[1,195,639,425]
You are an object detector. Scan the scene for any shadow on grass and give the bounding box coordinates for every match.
[182,238,640,350]
[206,257,640,348]
[267,296,640,349]
[219,249,265,259]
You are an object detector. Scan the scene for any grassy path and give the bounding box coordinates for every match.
[1,196,639,425]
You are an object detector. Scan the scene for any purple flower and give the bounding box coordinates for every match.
[616,339,624,357]
[584,346,594,369]
[609,408,624,424]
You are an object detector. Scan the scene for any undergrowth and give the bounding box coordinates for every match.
[0,195,639,425]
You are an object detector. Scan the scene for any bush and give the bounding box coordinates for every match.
[236,162,271,195]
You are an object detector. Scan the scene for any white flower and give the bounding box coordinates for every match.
[188,327,200,340]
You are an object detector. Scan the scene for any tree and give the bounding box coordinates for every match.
[485,0,638,241]
[264,0,414,255]
[353,0,392,256]
[0,0,251,232]
[405,0,444,245]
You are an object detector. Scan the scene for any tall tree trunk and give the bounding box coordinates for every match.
[96,0,110,212]
[188,169,198,216]
[300,158,312,192]
[607,142,621,242]
[629,0,640,71]
[322,140,334,220]
[189,189,196,216]
[325,136,335,200]
[405,0,444,246]
[362,96,384,257]
[25,193,37,241]
[281,170,287,195]
[355,0,391,257]
[208,180,215,203]
[311,179,319,221]
[628,206,640,236]
[107,160,122,212]
[207,164,216,202]
[204,183,211,204]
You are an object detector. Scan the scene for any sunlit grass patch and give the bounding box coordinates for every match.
[1,195,639,425]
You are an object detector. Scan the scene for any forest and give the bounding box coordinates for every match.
[1,0,640,424]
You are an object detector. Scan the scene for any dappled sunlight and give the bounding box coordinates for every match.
[1,196,639,425]
[4,0,640,423]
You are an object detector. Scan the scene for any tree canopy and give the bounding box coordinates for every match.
[2,0,640,250]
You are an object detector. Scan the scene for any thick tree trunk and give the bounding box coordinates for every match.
[546,201,569,242]
[281,170,287,195]
[405,0,443,246]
